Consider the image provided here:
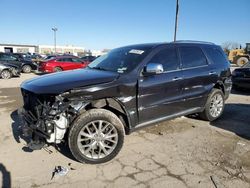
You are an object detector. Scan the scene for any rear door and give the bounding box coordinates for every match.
[71,58,86,68]
[178,45,212,109]
[138,46,184,123]
[57,58,73,70]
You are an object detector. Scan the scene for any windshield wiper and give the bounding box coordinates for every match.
[88,66,108,71]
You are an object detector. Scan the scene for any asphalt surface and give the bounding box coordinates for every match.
[0,73,250,188]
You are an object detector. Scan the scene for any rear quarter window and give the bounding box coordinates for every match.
[204,47,228,65]
[179,46,207,69]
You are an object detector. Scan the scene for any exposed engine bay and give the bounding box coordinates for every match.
[18,89,87,150]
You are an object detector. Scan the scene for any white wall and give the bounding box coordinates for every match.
[38,45,85,55]
[0,45,36,53]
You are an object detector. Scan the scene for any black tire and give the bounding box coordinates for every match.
[22,65,32,73]
[236,57,248,67]
[54,67,62,72]
[199,89,225,121]
[68,109,125,164]
[1,69,12,79]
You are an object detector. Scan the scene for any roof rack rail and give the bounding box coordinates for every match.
[171,40,215,45]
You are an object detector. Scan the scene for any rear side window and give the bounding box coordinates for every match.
[57,58,71,62]
[204,47,228,64]
[71,58,82,63]
[148,47,179,71]
[179,46,207,68]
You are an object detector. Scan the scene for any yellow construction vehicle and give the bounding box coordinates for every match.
[228,43,250,66]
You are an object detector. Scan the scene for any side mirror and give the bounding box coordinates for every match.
[143,63,164,76]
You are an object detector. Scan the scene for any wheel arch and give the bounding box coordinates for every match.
[84,98,131,134]
[54,66,63,71]
[213,81,225,95]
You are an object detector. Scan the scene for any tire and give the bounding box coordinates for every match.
[68,109,125,164]
[54,67,62,72]
[1,70,12,79]
[236,57,248,67]
[22,65,32,73]
[199,89,225,121]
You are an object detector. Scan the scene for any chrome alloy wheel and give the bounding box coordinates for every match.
[209,93,223,118]
[77,120,118,159]
[1,70,11,79]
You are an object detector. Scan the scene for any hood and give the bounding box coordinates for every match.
[21,68,119,94]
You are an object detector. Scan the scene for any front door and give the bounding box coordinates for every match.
[138,46,184,123]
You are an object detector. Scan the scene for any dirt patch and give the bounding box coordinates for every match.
[0,87,23,113]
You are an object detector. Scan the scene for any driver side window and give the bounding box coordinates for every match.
[148,47,179,72]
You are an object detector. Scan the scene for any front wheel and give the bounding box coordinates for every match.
[68,109,125,164]
[199,89,225,121]
[1,70,12,79]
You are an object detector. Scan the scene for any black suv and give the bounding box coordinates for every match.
[19,41,232,164]
[0,53,37,73]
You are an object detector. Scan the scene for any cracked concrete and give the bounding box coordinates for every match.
[0,73,250,188]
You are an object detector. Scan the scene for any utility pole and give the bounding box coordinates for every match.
[52,27,58,54]
[174,0,179,42]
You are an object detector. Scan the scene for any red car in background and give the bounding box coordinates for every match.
[39,56,89,73]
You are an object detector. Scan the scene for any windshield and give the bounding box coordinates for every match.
[242,61,250,68]
[88,46,152,73]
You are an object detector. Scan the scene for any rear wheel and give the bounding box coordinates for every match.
[54,67,62,72]
[22,65,32,73]
[236,57,248,67]
[68,109,125,164]
[1,70,12,79]
[199,89,225,121]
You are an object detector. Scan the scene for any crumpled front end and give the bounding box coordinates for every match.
[18,88,86,150]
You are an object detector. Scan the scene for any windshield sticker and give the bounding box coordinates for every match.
[129,49,144,55]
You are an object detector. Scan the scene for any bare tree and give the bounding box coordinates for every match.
[222,41,241,51]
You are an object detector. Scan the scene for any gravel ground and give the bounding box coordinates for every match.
[0,72,250,188]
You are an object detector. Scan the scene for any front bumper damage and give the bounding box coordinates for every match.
[18,89,87,150]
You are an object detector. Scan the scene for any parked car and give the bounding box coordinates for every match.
[19,41,231,164]
[80,55,97,64]
[0,63,21,79]
[232,61,250,89]
[0,53,37,73]
[13,53,32,61]
[39,56,89,73]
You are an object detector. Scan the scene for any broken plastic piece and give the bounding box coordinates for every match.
[51,166,69,180]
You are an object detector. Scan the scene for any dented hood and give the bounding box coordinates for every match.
[21,68,119,94]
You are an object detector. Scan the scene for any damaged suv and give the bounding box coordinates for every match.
[19,41,231,164]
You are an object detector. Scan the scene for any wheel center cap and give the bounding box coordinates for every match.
[94,134,104,142]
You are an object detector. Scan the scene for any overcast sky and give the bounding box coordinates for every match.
[0,0,249,50]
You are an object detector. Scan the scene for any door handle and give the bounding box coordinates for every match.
[209,71,217,75]
[172,77,182,81]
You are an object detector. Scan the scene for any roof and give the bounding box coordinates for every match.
[0,43,37,48]
[118,40,217,50]
[171,40,215,45]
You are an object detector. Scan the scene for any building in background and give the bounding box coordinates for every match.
[91,49,110,57]
[0,43,109,57]
[0,43,37,53]
[38,45,85,56]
